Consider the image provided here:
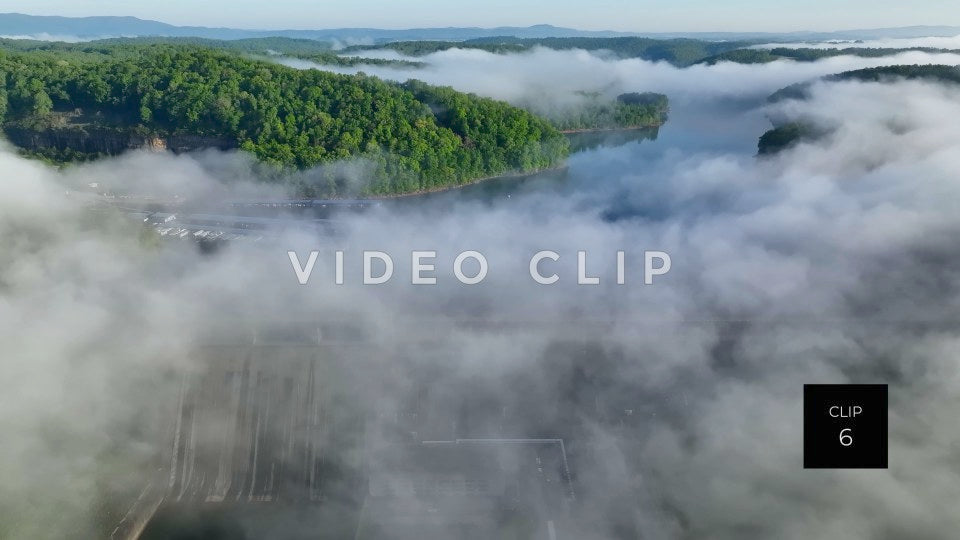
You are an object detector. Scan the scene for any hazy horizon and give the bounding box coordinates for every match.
[1,2,959,33]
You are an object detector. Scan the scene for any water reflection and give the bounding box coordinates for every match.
[564,127,660,153]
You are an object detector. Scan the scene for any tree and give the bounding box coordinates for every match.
[31,90,52,116]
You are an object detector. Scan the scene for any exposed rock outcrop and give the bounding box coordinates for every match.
[3,124,236,156]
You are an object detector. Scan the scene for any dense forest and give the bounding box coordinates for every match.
[354,39,960,68]
[824,64,960,84]
[0,42,568,196]
[348,37,756,67]
[535,92,669,131]
[343,40,528,57]
[698,46,960,65]
[0,36,424,68]
[768,64,960,102]
[349,38,960,69]
[757,122,821,154]
[758,65,960,154]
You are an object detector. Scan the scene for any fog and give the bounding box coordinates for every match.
[0,33,120,42]
[285,46,960,106]
[4,45,960,539]
[754,34,960,50]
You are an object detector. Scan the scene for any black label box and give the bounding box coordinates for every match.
[804,384,887,469]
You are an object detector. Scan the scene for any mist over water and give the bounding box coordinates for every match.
[293,46,960,99]
[4,45,960,539]
[753,34,960,49]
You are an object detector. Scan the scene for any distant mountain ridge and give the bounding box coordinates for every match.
[1,13,959,43]
[0,14,636,41]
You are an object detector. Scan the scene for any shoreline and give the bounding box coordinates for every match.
[559,124,663,134]
[326,126,662,200]
[361,164,570,200]
[63,125,661,205]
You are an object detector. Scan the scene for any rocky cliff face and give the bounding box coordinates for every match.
[3,125,237,156]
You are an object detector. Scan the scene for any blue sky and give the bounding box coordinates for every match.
[2,1,959,31]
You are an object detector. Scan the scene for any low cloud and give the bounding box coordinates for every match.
[755,34,960,50]
[4,46,960,539]
[295,46,960,105]
[0,33,124,42]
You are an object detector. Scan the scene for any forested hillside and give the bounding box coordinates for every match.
[767,64,960,103]
[698,46,960,65]
[538,92,669,131]
[757,122,821,154]
[0,36,423,69]
[347,37,755,66]
[0,44,568,196]
[758,65,960,155]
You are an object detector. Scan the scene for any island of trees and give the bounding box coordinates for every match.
[538,92,669,132]
[758,65,960,155]
[757,122,821,155]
